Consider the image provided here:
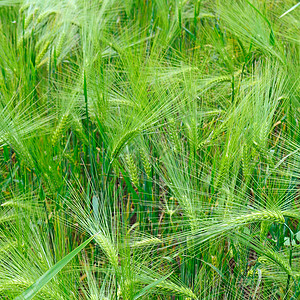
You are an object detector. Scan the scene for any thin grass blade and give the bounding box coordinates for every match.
[14,234,97,300]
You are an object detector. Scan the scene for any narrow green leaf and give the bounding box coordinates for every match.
[15,234,97,300]
[92,195,99,220]
[279,2,300,18]
[133,273,172,300]
[200,260,225,279]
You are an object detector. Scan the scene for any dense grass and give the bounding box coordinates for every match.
[0,0,300,299]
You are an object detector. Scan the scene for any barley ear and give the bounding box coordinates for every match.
[126,153,139,187]
[36,41,50,66]
[140,148,151,178]
[52,114,69,146]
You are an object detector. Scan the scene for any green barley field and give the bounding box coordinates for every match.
[0,0,300,299]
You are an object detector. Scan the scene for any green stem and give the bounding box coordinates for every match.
[284,223,294,299]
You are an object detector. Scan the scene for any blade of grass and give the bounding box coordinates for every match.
[279,2,300,19]
[133,273,172,300]
[14,234,97,300]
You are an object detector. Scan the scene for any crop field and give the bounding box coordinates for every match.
[0,0,300,299]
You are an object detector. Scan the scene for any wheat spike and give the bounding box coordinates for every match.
[126,153,139,187]
[51,114,68,146]
[36,41,50,66]
[140,148,151,178]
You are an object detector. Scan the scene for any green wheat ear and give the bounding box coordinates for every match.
[215,152,229,191]
[24,12,34,30]
[51,114,69,146]
[111,129,139,162]
[36,41,51,66]
[72,116,88,144]
[139,148,151,178]
[126,153,139,187]
[19,3,30,14]
[260,220,271,241]
[36,10,56,24]
[230,210,285,226]
[36,57,49,69]
[56,32,66,59]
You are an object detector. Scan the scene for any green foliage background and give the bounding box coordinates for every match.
[0,0,300,299]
